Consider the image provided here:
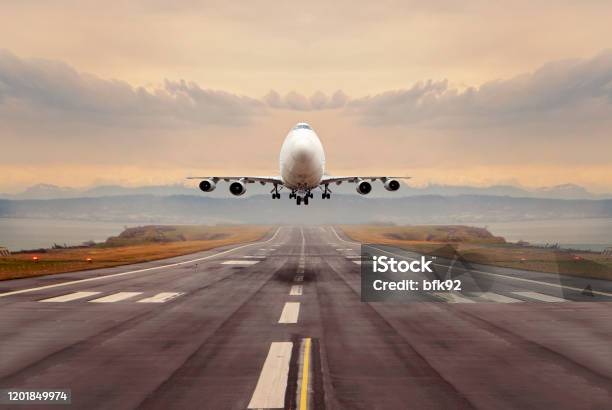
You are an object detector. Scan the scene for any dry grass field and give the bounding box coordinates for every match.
[0,225,271,281]
[340,225,612,280]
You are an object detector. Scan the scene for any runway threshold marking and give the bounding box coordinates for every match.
[221,260,260,265]
[40,291,101,303]
[512,291,566,302]
[279,302,300,323]
[290,285,303,296]
[248,342,293,409]
[329,227,612,298]
[89,292,142,303]
[299,338,312,410]
[0,227,283,299]
[137,292,184,303]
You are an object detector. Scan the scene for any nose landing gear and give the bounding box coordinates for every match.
[295,190,312,205]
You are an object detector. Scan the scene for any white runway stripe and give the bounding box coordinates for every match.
[433,292,476,303]
[243,255,266,259]
[278,302,300,323]
[0,227,283,299]
[290,285,303,296]
[476,292,522,303]
[221,260,260,265]
[40,291,100,303]
[512,291,567,302]
[247,342,293,409]
[137,292,184,303]
[89,292,142,303]
[294,275,304,282]
[353,261,362,265]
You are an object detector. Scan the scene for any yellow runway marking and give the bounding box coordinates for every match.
[300,338,311,410]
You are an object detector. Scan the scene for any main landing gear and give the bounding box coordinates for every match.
[271,184,281,199]
[321,184,331,199]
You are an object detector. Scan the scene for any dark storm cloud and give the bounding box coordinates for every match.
[347,51,612,130]
[0,50,264,131]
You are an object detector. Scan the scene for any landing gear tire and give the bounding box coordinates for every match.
[296,196,302,205]
[304,196,309,205]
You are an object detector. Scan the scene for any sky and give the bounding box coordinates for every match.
[1,0,612,193]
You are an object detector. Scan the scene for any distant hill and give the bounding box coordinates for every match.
[1,194,611,224]
[1,182,611,200]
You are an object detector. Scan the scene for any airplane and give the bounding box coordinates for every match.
[188,122,410,205]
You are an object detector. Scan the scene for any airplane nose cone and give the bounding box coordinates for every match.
[292,142,312,163]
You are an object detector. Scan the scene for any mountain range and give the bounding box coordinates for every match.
[1,182,609,200]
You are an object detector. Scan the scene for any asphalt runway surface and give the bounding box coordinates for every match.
[0,226,611,409]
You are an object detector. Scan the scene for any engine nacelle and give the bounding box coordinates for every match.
[229,181,247,196]
[356,180,372,195]
[384,178,400,191]
[199,179,216,192]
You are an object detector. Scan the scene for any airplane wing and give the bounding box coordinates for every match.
[186,176,284,185]
[319,176,411,185]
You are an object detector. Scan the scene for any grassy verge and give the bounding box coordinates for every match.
[340,225,612,281]
[0,225,271,281]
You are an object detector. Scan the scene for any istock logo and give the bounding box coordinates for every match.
[372,255,434,273]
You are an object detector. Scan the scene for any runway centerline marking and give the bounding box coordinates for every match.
[137,292,184,303]
[40,291,101,303]
[89,292,142,303]
[294,275,304,282]
[290,285,303,296]
[279,302,300,323]
[330,227,612,298]
[0,227,283,299]
[247,342,293,409]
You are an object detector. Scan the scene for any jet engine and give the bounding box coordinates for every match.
[356,180,372,195]
[199,179,216,192]
[384,179,400,191]
[229,181,247,196]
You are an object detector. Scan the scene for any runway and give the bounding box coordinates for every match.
[0,226,611,409]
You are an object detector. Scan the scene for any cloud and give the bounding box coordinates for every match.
[262,90,349,110]
[347,51,612,131]
[0,50,264,133]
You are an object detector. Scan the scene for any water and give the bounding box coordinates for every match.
[479,218,612,252]
[0,218,129,251]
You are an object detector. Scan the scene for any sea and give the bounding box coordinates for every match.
[0,217,611,252]
[0,218,129,251]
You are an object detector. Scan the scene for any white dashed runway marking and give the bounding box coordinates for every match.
[247,342,293,409]
[278,302,300,323]
[137,292,184,303]
[221,260,260,265]
[474,292,522,303]
[89,292,142,303]
[512,291,567,302]
[290,285,303,296]
[40,291,101,303]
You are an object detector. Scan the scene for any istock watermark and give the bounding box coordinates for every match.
[360,244,462,302]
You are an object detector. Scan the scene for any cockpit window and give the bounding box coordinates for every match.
[294,123,311,130]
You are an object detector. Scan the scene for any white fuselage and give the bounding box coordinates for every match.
[279,124,325,190]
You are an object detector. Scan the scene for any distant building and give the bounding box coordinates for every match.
[603,247,612,256]
[0,247,10,256]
